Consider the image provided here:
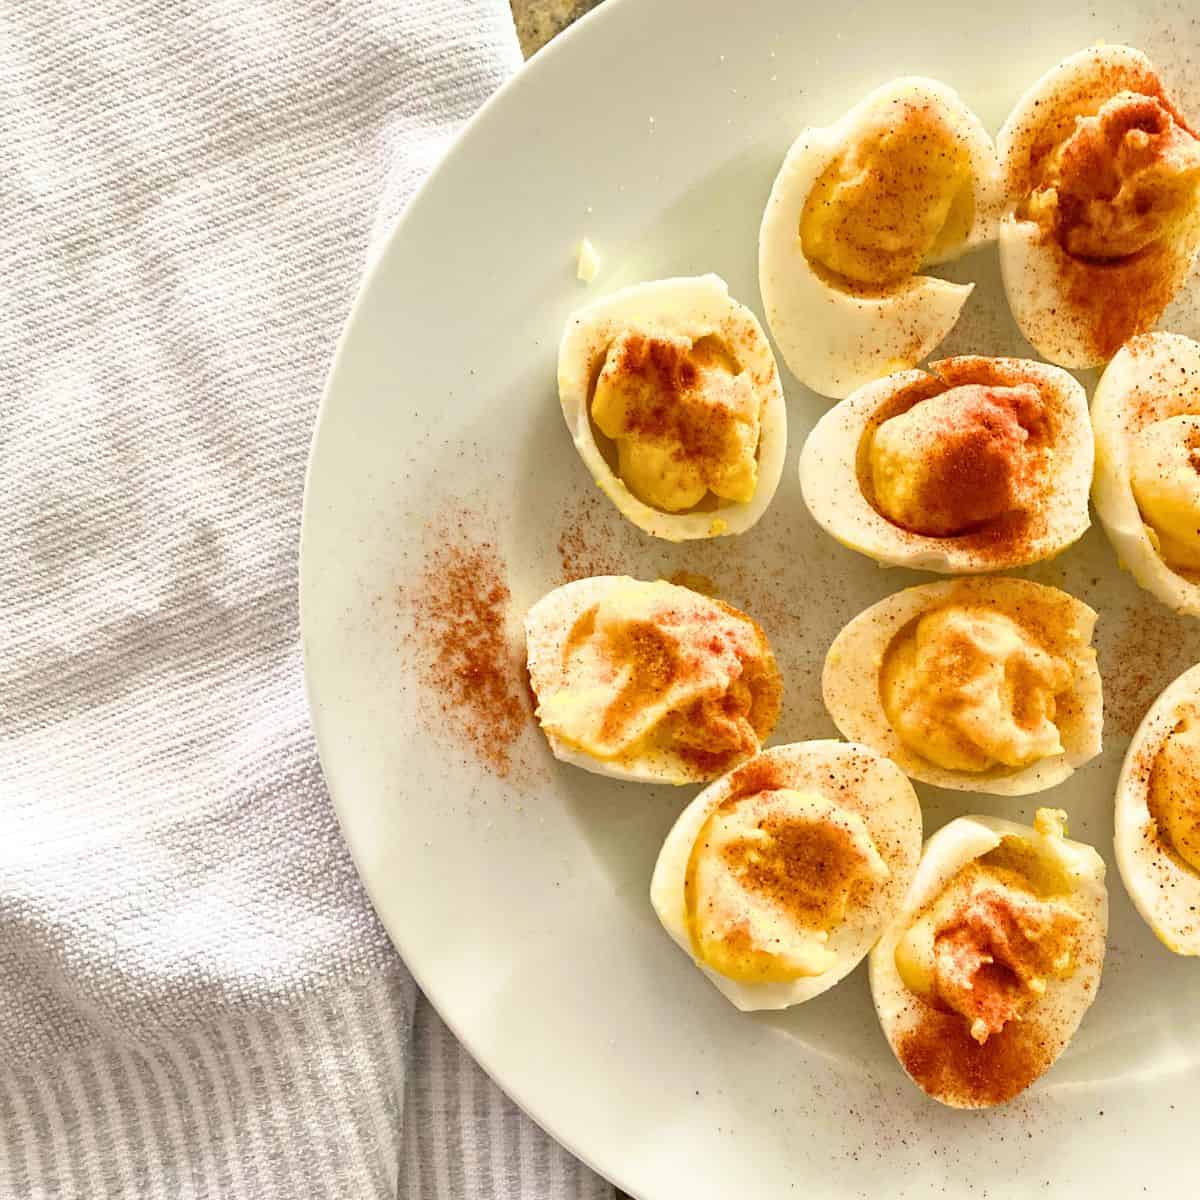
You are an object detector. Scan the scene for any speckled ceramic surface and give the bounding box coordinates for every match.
[302,1,1200,1195]
[511,0,602,56]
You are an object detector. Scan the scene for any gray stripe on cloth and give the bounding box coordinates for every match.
[349,964,410,1191]
[311,990,390,1190]
[2,971,422,1198]
[399,1001,614,1200]
[0,1077,33,1199]
[116,1046,172,1200]
[91,1048,146,1197]
[43,1066,88,1197]
[28,1070,76,1200]
[157,1040,218,1197]
[184,1031,251,1198]
[212,1019,273,1197]
[231,1017,305,1199]
[273,1008,329,1193]
[76,1049,138,1197]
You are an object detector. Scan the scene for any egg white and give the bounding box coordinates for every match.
[759,77,1002,400]
[525,576,775,785]
[557,275,786,542]
[997,45,1200,368]
[1093,332,1200,616]
[822,577,1102,795]
[650,740,922,1011]
[799,355,1092,572]
[870,812,1107,1108]
[1115,660,1200,955]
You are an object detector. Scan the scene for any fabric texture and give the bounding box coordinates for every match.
[0,2,612,1197]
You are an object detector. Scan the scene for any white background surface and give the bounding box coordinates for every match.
[302,1,1200,1194]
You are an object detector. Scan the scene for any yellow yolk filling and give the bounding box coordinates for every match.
[880,606,1071,773]
[684,788,889,983]
[1023,90,1200,260]
[896,822,1081,1044]
[1149,708,1200,874]
[591,330,760,513]
[800,101,975,289]
[1129,413,1200,571]
[536,580,780,769]
[869,384,1044,537]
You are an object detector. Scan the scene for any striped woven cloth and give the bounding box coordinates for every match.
[0,2,611,1196]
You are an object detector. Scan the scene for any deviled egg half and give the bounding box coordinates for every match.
[525,576,782,784]
[1093,332,1200,615]
[998,44,1200,367]
[1115,661,1200,954]
[759,77,1003,399]
[871,808,1107,1108]
[651,741,921,1011]
[558,275,787,541]
[801,355,1092,572]
[824,578,1102,795]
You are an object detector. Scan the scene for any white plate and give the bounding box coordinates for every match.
[300,1,1200,1194]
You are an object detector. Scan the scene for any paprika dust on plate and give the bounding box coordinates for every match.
[404,509,531,778]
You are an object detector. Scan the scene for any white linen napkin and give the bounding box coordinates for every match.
[0,2,612,1196]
